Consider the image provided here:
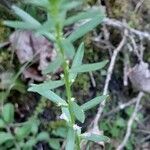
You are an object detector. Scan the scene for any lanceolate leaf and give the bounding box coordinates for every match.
[25,0,49,8]
[68,14,105,42]
[3,21,40,30]
[11,5,41,26]
[28,80,64,91]
[69,43,84,81]
[81,95,108,111]
[72,43,84,67]
[61,107,71,122]
[70,60,108,73]
[61,1,81,12]
[81,133,110,143]
[66,128,75,150]
[39,31,55,42]
[72,102,85,123]
[65,8,101,26]
[29,88,67,106]
[62,39,75,59]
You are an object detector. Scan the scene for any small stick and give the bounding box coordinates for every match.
[103,18,150,40]
[89,72,96,87]
[117,92,144,150]
[103,98,137,117]
[92,29,128,129]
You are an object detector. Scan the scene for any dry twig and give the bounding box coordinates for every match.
[117,92,144,150]
[103,98,137,118]
[92,29,128,129]
[103,18,150,40]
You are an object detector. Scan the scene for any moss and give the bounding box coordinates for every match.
[0,24,10,42]
[73,74,90,94]
[107,0,129,19]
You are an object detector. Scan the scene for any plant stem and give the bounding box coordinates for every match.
[76,134,81,150]
[55,23,75,125]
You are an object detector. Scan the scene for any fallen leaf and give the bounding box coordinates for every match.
[128,62,150,93]
[22,67,45,82]
[9,30,57,70]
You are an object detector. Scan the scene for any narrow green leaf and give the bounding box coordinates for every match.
[72,43,84,67]
[61,1,81,12]
[68,14,105,42]
[0,132,14,145]
[81,133,110,143]
[42,55,63,74]
[11,5,41,26]
[66,128,75,150]
[2,103,14,124]
[62,39,75,59]
[81,95,108,111]
[28,80,64,91]
[29,87,67,106]
[70,60,108,73]
[72,102,85,123]
[39,31,55,42]
[65,8,100,26]
[25,0,49,8]
[69,43,84,81]
[61,107,71,122]
[3,21,40,30]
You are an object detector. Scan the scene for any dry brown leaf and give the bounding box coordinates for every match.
[9,30,57,70]
[9,30,57,81]
[22,67,45,82]
[128,62,150,93]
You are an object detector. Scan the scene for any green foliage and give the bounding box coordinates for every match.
[0,103,52,149]
[3,0,108,149]
[66,128,75,150]
[81,133,110,143]
[2,103,14,124]
[72,101,85,123]
[81,95,109,111]
[100,105,143,149]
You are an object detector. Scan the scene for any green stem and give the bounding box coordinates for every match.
[55,24,81,149]
[55,24,75,125]
[76,134,81,150]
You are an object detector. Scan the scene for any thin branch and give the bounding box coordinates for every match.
[89,72,96,87]
[92,29,128,129]
[117,92,144,150]
[103,18,150,40]
[103,98,137,118]
[134,0,145,13]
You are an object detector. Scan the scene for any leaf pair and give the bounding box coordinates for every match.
[69,42,108,81]
[65,126,110,150]
[4,5,41,30]
[71,95,108,123]
[67,8,105,42]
